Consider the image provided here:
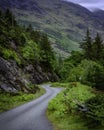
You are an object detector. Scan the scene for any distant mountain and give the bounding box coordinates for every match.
[0,0,104,55]
[93,9,104,25]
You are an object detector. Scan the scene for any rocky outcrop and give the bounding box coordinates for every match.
[25,64,58,84]
[0,57,58,93]
[0,57,28,93]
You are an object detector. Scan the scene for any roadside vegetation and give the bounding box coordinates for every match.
[0,86,45,112]
[47,30,104,130]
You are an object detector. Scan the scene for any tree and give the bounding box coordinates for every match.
[26,24,33,33]
[80,60,104,90]
[40,34,55,70]
[92,33,104,60]
[30,30,41,44]
[59,61,74,80]
[5,9,17,27]
[80,29,92,60]
[65,51,84,66]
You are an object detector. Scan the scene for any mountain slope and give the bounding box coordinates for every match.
[0,0,104,54]
[93,9,104,24]
[0,10,58,93]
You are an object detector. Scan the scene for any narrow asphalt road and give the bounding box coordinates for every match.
[0,84,62,130]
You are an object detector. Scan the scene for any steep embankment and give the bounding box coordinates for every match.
[0,9,58,93]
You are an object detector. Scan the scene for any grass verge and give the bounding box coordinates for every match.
[47,82,104,130]
[0,86,45,112]
[51,82,70,88]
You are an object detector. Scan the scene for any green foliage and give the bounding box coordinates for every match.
[65,51,84,66]
[1,47,21,64]
[48,83,94,115]
[0,9,57,73]
[80,60,104,90]
[61,58,104,91]
[59,62,74,80]
[59,51,84,81]
[67,65,84,82]
[84,94,104,128]
[80,29,92,60]
[26,24,33,32]
[92,33,104,61]
[47,31,104,130]
[51,82,70,88]
[22,40,41,62]
[0,86,45,112]
[81,30,104,61]
[20,33,27,45]
[48,83,95,130]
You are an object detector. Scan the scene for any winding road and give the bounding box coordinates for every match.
[0,85,62,130]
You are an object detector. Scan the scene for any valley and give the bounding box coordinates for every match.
[1,0,104,56]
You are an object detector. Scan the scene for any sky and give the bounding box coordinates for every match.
[65,0,104,11]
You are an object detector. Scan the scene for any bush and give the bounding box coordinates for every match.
[48,83,95,130]
[84,94,104,128]
[2,48,21,64]
[67,65,84,82]
[48,83,94,116]
[80,60,104,90]
[59,62,74,80]
[22,40,41,62]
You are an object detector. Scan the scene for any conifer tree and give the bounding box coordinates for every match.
[40,34,55,69]
[81,29,92,60]
[92,33,104,60]
[26,24,33,33]
[5,9,16,27]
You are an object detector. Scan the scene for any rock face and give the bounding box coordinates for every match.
[0,57,58,93]
[25,64,58,83]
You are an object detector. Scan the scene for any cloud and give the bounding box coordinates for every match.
[65,0,104,11]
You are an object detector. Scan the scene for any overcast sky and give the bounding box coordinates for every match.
[65,0,104,11]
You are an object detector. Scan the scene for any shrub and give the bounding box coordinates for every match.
[67,65,84,82]
[2,48,21,64]
[48,83,94,116]
[84,94,104,128]
[22,40,41,62]
[59,62,74,80]
[80,60,104,90]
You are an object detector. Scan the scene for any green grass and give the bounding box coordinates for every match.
[51,82,70,88]
[0,86,45,112]
[47,82,100,130]
[47,114,88,130]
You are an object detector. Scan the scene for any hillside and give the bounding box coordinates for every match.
[0,9,58,93]
[1,0,104,55]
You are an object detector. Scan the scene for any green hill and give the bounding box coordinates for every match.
[1,0,104,55]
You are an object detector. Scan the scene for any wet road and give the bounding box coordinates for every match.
[0,85,62,130]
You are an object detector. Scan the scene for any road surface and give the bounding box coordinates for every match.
[0,84,62,130]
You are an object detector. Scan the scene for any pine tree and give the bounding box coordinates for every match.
[26,24,33,33]
[40,34,55,69]
[81,29,92,60]
[30,30,41,44]
[92,33,104,60]
[5,9,16,27]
